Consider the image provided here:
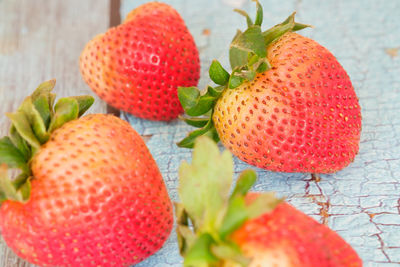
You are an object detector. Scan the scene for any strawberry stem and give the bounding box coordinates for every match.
[0,80,94,205]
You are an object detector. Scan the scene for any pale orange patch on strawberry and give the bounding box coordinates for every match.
[243,245,296,267]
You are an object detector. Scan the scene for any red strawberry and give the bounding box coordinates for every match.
[178,1,361,174]
[176,136,362,266]
[0,80,173,266]
[80,2,200,121]
[230,199,361,266]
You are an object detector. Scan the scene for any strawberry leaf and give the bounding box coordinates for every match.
[19,97,49,144]
[219,191,282,241]
[178,136,233,232]
[16,176,31,203]
[32,93,52,129]
[49,93,56,114]
[30,80,57,126]
[178,86,200,111]
[209,60,230,86]
[235,69,256,81]
[175,202,196,255]
[31,79,56,99]
[218,195,248,239]
[177,225,197,257]
[180,116,210,128]
[71,95,95,117]
[228,69,245,89]
[216,172,260,239]
[229,29,246,68]
[256,58,271,73]
[48,97,79,132]
[263,12,311,47]
[0,192,5,204]
[233,9,253,27]
[177,121,211,148]
[253,0,263,26]
[231,169,257,198]
[0,137,29,174]
[229,47,248,71]
[205,126,220,144]
[177,118,217,148]
[184,233,218,266]
[247,192,283,219]
[230,25,266,69]
[0,164,31,205]
[9,126,30,160]
[211,242,250,266]
[6,111,41,152]
[293,22,311,31]
[207,85,225,97]
[263,12,295,45]
[178,87,216,116]
[189,95,216,117]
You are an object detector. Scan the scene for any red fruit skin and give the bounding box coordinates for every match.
[229,195,362,267]
[0,114,173,267]
[80,2,200,121]
[213,32,361,173]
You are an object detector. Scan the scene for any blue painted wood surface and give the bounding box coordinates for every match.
[121,0,400,266]
[0,1,110,266]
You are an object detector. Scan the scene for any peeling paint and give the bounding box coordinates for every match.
[385,47,399,58]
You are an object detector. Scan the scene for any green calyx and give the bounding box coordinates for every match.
[0,80,94,205]
[176,136,283,266]
[177,0,310,148]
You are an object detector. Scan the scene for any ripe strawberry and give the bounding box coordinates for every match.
[80,2,200,121]
[0,80,173,266]
[229,199,361,266]
[178,1,361,173]
[176,136,362,266]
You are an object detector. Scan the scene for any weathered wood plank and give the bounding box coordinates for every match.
[0,0,110,266]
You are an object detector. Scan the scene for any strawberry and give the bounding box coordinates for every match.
[176,136,362,266]
[80,2,200,121]
[178,1,361,173]
[0,80,173,266]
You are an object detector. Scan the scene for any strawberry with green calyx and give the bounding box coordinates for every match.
[0,79,94,204]
[80,2,200,121]
[176,136,362,266]
[0,80,173,266]
[178,0,361,174]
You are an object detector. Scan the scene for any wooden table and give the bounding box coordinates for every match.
[1,0,400,266]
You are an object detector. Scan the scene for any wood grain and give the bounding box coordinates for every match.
[0,0,110,266]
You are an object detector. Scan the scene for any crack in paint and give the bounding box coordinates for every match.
[397,198,400,215]
[366,208,399,263]
[373,230,391,262]
[304,174,330,225]
[141,134,153,143]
